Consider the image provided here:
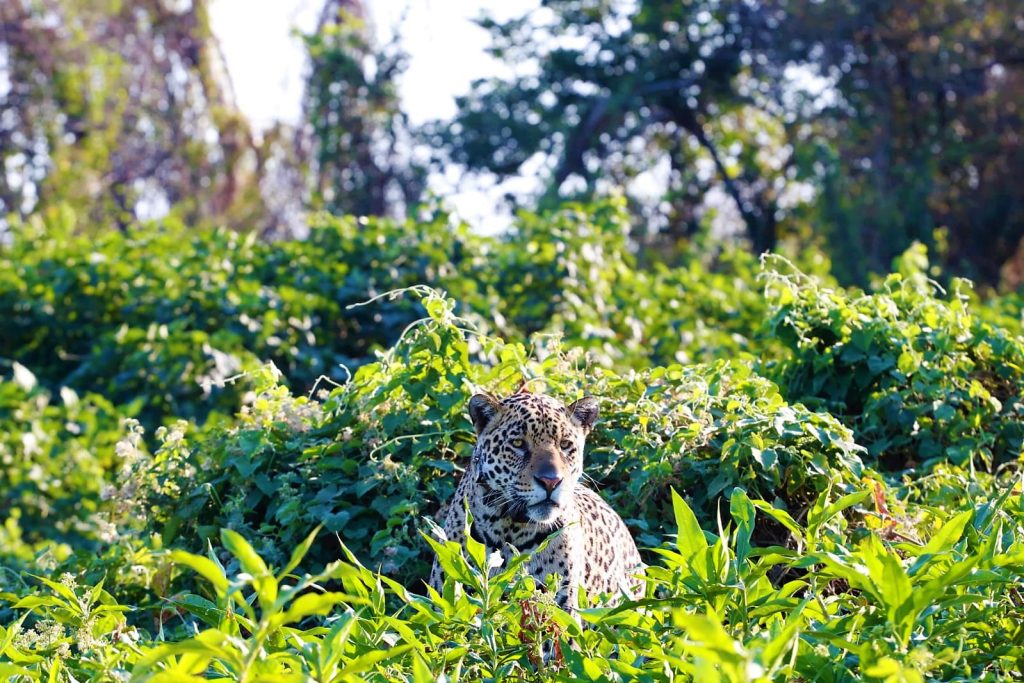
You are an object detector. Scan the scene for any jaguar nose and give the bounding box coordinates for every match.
[534,475,562,494]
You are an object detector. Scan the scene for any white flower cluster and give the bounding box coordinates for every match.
[14,621,70,658]
[98,417,201,545]
[238,383,324,432]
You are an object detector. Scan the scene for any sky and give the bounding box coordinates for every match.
[207,1,805,235]
[209,0,539,229]
[210,0,538,131]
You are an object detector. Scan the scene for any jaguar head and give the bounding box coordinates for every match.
[468,391,599,525]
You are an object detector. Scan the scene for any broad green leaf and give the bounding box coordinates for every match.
[420,531,477,586]
[221,528,277,609]
[30,575,81,612]
[171,594,226,628]
[922,509,973,555]
[279,592,353,624]
[11,596,64,611]
[811,489,871,534]
[169,550,229,596]
[0,663,35,679]
[412,653,433,683]
[333,644,413,679]
[221,528,270,579]
[751,500,804,545]
[671,488,708,557]
[760,600,807,672]
[729,487,755,566]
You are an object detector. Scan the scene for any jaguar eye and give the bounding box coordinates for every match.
[511,438,525,449]
[559,439,573,450]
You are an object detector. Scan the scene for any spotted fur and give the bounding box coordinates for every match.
[429,392,642,610]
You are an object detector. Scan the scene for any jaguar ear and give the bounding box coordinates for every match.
[566,396,599,432]
[468,393,502,435]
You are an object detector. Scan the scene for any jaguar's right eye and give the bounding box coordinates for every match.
[511,438,525,449]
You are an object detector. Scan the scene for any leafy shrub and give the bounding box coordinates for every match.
[0,209,482,428]
[148,289,865,587]
[478,198,778,367]
[0,199,781,429]
[763,251,1024,470]
[0,365,127,555]
[3,483,1023,681]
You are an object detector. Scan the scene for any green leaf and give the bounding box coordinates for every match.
[0,663,36,679]
[11,595,64,611]
[30,575,81,612]
[729,488,755,566]
[221,528,269,578]
[279,592,353,624]
[334,644,413,678]
[808,489,870,535]
[672,611,745,664]
[171,594,226,628]
[671,488,708,557]
[912,509,974,562]
[278,524,323,580]
[751,500,804,546]
[760,600,807,672]
[412,653,433,683]
[169,550,229,596]
[420,531,477,587]
[221,528,277,609]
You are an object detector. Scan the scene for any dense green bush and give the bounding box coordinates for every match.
[0,199,779,431]
[763,251,1024,470]
[2,202,1024,681]
[0,365,128,556]
[0,208,481,427]
[135,289,863,587]
[475,199,779,367]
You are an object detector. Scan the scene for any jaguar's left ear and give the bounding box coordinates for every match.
[566,396,599,432]
[468,393,502,435]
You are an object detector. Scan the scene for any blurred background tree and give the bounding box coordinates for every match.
[0,0,276,231]
[753,0,1023,285]
[431,0,1022,284]
[0,0,415,236]
[426,0,791,255]
[301,0,426,218]
[1,0,1020,287]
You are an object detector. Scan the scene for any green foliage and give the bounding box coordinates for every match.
[763,250,1024,470]
[0,208,481,428]
[0,365,126,555]
[0,0,272,232]
[146,287,863,587]
[4,481,1023,680]
[302,4,425,217]
[2,202,1023,681]
[481,199,776,366]
[0,199,773,430]
[4,0,1023,675]
[434,0,784,249]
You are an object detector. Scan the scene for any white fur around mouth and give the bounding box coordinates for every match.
[526,499,560,522]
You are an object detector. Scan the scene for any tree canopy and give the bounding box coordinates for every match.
[431,0,1022,284]
[0,0,1020,280]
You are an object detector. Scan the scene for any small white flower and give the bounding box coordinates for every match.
[96,520,119,543]
[118,627,141,644]
[21,432,40,457]
[487,551,504,570]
